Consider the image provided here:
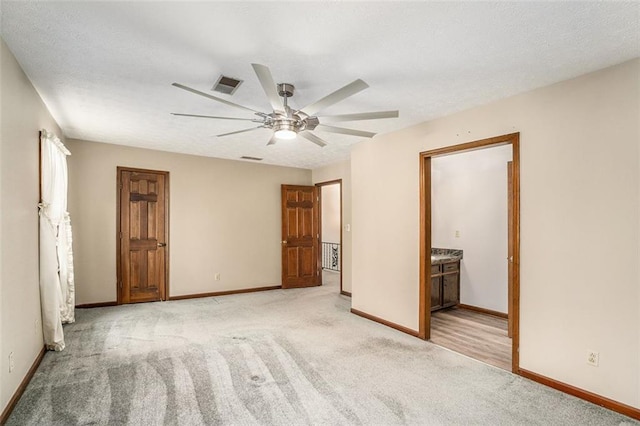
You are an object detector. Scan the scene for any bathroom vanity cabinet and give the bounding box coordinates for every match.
[430,260,460,311]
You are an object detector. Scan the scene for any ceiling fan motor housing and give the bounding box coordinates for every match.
[277,83,295,98]
[273,118,297,133]
[270,113,319,134]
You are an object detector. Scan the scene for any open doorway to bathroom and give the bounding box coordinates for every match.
[317,180,342,293]
[419,133,520,373]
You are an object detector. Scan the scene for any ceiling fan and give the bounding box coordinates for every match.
[171,64,399,147]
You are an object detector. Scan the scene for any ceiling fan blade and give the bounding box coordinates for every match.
[300,79,369,116]
[172,113,257,121]
[216,127,263,137]
[318,110,399,122]
[266,135,277,146]
[251,64,284,112]
[299,131,327,147]
[172,83,262,114]
[317,124,376,138]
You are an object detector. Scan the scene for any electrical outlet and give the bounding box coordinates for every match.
[455,230,460,238]
[587,350,599,367]
[9,352,14,373]
[35,319,40,337]
[214,273,221,281]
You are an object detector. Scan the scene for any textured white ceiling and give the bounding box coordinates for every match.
[2,1,639,169]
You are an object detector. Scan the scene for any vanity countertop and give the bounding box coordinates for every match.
[430,248,463,265]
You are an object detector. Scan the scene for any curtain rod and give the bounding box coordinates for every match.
[40,129,71,155]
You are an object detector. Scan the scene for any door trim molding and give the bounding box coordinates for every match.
[315,179,343,294]
[116,167,170,304]
[419,132,520,373]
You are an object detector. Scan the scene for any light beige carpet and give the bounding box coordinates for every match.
[7,274,637,425]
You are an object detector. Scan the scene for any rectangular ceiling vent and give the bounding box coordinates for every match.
[240,156,263,161]
[212,75,243,95]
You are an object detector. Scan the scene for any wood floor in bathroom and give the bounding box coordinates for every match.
[430,307,512,371]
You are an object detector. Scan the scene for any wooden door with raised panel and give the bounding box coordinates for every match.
[117,168,169,304]
[281,185,320,288]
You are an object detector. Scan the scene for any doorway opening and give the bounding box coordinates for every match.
[419,133,520,373]
[316,180,343,294]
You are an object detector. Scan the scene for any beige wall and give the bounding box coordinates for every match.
[0,38,63,413]
[351,59,640,407]
[66,139,311,304]
[312,161,352,293]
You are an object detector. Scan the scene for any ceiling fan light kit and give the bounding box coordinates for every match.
[274,129,296,140]
[172,63,398,147]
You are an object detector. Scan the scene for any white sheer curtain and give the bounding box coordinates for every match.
[39,130,75,351]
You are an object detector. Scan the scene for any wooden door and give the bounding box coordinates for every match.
[281,185,321,288]
[117,168,169,304]
[507,161,514,338]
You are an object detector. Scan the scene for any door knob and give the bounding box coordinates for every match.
[282,240,287,245]
[157,242,167,247]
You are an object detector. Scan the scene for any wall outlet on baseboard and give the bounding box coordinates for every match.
[587,350,599,367]
[214,273,221,281]
[9,352,14,373]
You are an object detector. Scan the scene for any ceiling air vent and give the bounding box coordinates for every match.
[212,75,243,95]
[240,156,263,161]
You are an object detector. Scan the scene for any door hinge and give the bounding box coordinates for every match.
[119,281,122,289]
[119,232,122,239]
